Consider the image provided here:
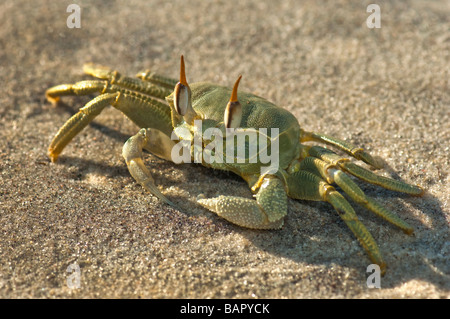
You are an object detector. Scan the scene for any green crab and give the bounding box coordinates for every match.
[46,56,424,275]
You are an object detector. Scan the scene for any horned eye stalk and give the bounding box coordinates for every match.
[224,75,243,129]
[173,55,197,123]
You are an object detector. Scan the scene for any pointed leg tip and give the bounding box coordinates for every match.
[82,62,102,71]
[48,149,59,163]
[83,63,112,79]
[45,93,60,105]
[415,185,426,197]
[371,156,386,170]
[358,151,385,170]
[404,184,425,197]
[380,263,387,276]
[135,69,150,79]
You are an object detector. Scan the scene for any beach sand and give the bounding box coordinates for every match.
[0,0,448,298]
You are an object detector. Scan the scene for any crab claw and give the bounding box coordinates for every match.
[173,55,197,123]
[224,75,243,129]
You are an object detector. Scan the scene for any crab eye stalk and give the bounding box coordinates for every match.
[173,55,198,124]
[224,75,243,129]
[174,83,190,116]
[173,55,191,116]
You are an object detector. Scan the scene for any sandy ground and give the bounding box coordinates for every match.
[0,0,448,299]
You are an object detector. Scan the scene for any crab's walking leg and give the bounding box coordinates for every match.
[135,69,178,89]
[287,170,386,274]
[83,63,174,99]
[307,145,424,196]
[298,157,414,234]
[198,176,287,230]
[45,81,107,104]
[122,128,178,208]
[301,130,384,169]
[48,92,119,161]
[48,91,172,162]
[47,64,175,104]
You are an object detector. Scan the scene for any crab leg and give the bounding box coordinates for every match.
[48,92,119,162]
[135,69,178,89]
[46,80,108,104]
[48,91,173,162]
[197,176,287,230]
[301,130,384,169]
[122,128,178,208]
[286,170,386,275]
[298,156,414,234]
[83,63,174,99]
[47,65,175,105]
[46,79,173,131]
[306,145,424,196]
[46,78,171,103]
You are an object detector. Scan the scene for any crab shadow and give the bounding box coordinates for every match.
[193,165,449,291]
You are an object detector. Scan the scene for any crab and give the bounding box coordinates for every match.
[46,56,424,275]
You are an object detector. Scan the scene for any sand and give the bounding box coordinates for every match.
[0,0,448,298]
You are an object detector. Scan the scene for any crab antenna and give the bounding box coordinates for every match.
[179,55,189,86]
[230,75,242,102]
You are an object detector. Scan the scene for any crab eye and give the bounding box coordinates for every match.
[224,75,242,129]
[173,55,192,116]
[225,101,242,129]
[174,82,190,116]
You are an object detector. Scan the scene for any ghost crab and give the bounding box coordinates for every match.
[46,56,424,275]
